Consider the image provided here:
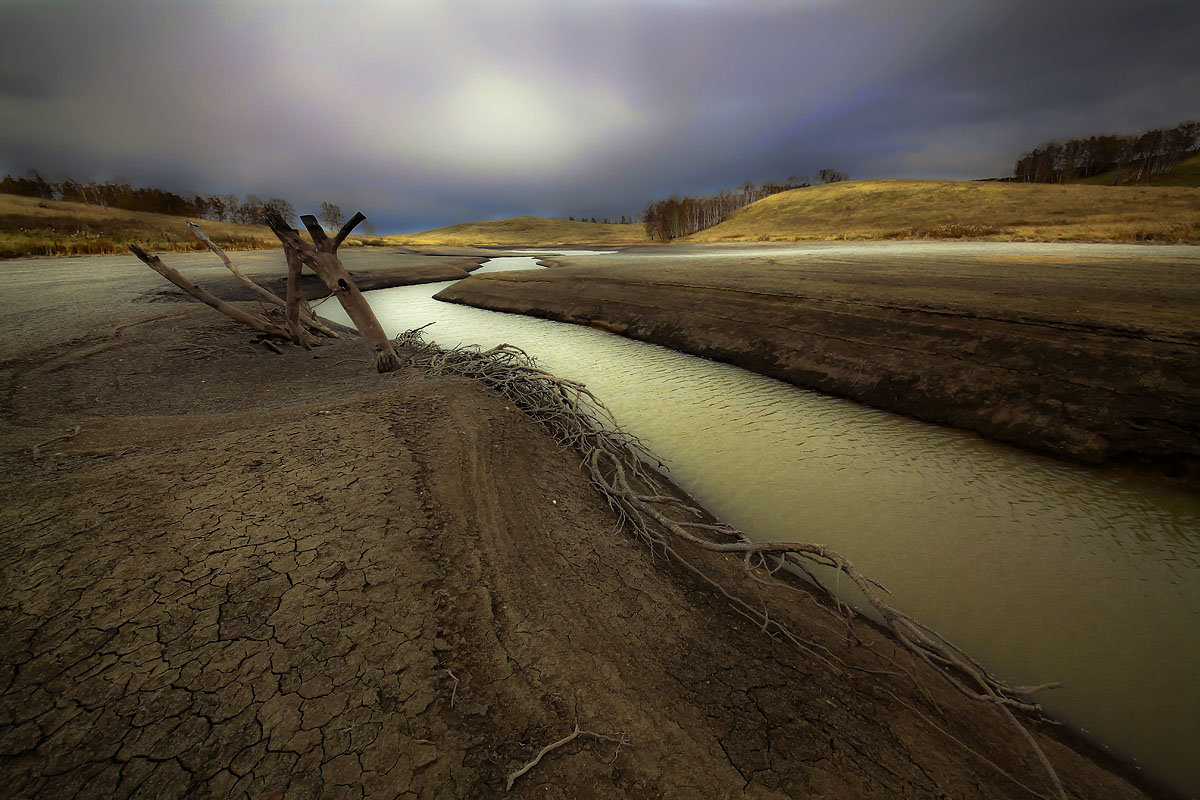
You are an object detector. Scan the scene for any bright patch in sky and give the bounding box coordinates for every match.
[444,76,577,170]
[418,74,639,176]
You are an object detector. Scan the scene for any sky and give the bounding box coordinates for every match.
[1,0,1198,233]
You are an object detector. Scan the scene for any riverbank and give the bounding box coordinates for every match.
[436,242,1200,482]
[0,262,1167,797]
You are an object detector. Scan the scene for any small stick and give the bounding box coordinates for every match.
[446,669,459,709]
[187,220,282,306]
[505,722,631,792]
[32,425,81,458]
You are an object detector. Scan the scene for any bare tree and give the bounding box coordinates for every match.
[642,176,810,241]
[1013,120,1200,184]
[817,168,848,184]
[262,197,298,226]
[319,201,345,231]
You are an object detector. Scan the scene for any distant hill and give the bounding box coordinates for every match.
[386,216,649,247]
[1078,153,1200,187]
[684,179,1200,243]
[0,192,282,258]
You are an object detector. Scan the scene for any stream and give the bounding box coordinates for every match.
[321,254,1200,795]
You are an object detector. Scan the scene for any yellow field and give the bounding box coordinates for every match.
[11,171,1197,257]
[386,216,650,247]
[0,193,283,257]
[684,179,1200,243]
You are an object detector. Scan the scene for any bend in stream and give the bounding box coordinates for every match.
[321,255,1200,796]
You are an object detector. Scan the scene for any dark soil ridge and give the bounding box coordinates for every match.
[435,269,1200,483]
[0,309,1173,799]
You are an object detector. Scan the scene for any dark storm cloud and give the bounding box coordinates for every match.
[1,0,1197,232]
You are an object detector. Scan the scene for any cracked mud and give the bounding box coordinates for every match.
[0,307,1162,798]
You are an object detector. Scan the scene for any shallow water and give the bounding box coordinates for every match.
[323,255,1200,794]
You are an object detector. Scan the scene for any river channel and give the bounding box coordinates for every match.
[321,254,1200,795]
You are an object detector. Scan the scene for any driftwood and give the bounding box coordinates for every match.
[283,247,318,349]
[128,244,292,340]
[186,221,338,340]
[264,212,401,372]
[129,217,392,359]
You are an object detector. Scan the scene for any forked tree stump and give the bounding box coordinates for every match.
[265,212,401,372]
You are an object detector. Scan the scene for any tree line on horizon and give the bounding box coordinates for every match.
[641,169,847,241]
[1012,120,1199,184]
[0,170,304,227]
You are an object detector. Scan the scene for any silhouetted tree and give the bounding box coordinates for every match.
[262,197,298,226]
[319,201,345,231]
[1013,120,1200,184]
[642,176,811,241]
[0,171,302,225]
[817,168,848,184]
[0,170,54,199]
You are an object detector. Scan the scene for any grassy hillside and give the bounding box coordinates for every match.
[1078,153,1200,187]
[0,193,283,258]
[685,179,1200,243]
[387,216,649,246]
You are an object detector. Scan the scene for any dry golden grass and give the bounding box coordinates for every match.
[386,215,650,247]
[685,179,1200,244]
[0,193,283,258]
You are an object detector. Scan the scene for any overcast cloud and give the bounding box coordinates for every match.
[1,0,1198,232]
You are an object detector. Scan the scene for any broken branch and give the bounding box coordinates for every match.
[128,244,290,340]
[299,214,330,247]
[332,211,367,249]
[186,221,339,340]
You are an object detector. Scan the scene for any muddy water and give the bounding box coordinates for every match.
[323,255,1200,795]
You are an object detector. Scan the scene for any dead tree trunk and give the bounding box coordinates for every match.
[186,221,338,339]
[128,244,292,340]
[283,247,318,349]
[264,212,401,372]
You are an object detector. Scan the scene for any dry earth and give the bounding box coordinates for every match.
[437,241,1200,482]
[0,253,1174,798]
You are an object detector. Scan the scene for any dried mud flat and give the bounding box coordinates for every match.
[0,302,1166,798]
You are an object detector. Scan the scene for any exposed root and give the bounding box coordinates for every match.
[883,689,1053,800]
[505,721,633,792]
[394,327,1068,799]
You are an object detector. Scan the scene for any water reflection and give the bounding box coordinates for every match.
[322,257,1200,794]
